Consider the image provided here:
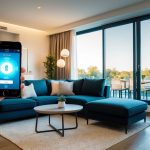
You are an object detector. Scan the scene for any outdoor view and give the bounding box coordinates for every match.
[76,19,150,100]
[76,30,102,79]
[105,24,133,98]
[141,19,150,100]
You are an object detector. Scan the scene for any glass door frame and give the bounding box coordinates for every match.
[76,13,150,100]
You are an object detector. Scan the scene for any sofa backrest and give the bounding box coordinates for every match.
[25,80,49,96]
[24,79,110,98]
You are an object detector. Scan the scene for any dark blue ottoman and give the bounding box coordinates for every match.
[85,98,148,133]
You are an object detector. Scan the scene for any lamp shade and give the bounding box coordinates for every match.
[60,49,69,57]
[57,59,65,68]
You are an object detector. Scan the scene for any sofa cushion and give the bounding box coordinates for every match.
[25,80,48,96]
[73,79,84,95]
[66,95,105,106]
[86,98,148,117]
[0,99,36,112]
[59,81,75,95]
[32,96,58,105]
[81,79,105,96]
[46,80,52,94]
[22,83,37,98]
[67,79,84,95]
[50,80,60,95]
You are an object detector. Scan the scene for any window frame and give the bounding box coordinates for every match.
[76,13,150,100]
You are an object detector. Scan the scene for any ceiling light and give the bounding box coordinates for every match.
[37,6,42,9]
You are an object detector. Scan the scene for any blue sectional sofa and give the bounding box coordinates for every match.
[0,79,110,123]
[85,98,147,133]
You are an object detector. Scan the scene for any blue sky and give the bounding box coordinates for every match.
[77,19,150,72]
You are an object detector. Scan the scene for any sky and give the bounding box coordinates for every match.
[77,19,150,72]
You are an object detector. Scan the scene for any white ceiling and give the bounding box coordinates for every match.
[0,0,147,32]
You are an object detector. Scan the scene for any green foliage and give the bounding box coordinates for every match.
[78,66,150,81]
[43,55,56,79]
[142,68,150,79]
[58,95,66,102]
[78,66,102,79]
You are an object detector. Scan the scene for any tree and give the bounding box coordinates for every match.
[78,69,87,79]
[43,56,56,79]
[87,66,101,79]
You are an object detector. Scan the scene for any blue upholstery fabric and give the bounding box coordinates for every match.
[66,95,105,106]
[66,79,84,95]
[32,96,58,105]
[46,79,52,95]
[0,109,36,123]
[104,86,111,98]
[86,111,146,125]
[81,79,105,96]
[26,80,48,96]
[86,98,148,117]
[0,99,36,112]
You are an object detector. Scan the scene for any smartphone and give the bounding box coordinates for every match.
[0,41,21,97]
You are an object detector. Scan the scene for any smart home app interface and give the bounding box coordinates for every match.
[0,49,20,89]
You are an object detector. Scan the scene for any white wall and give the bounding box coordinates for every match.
[0,22,49,79]
[0,30,19,41]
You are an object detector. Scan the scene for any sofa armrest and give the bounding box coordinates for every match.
[104,86,110,98]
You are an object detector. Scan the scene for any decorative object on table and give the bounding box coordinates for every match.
[43,55,56,79]
[57,95,66,108]
[57,49,69,69]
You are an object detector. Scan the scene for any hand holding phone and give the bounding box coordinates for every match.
[0,41,22,97]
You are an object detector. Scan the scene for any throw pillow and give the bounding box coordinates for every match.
[59,81,75,95]
[81,79,105,96]
[22,83,37,98]
[51,80,60,95]
[66,79,84,95]
[25,80,48,96]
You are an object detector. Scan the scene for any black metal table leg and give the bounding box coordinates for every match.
[35,113,38,133]
[35,112,79,137]
[62,114,64,137]
[49,115,50,125]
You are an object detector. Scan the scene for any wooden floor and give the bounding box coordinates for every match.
[0,121,150,150]
[0,136,21,150]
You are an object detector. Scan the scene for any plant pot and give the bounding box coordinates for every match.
[58,101,66,108]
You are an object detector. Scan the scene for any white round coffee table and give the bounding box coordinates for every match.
[34,104,83,137]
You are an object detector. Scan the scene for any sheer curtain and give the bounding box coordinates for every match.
[49,30,72,80]
[70,30,78,79]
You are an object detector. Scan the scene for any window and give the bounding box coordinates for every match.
[141,19,150,100]
[105,24,133,98]
[76,14,150,100]
[76,31,103,79]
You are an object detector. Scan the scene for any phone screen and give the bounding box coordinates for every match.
[0,49,20,90]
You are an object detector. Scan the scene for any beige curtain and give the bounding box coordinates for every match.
[49,30,71,80]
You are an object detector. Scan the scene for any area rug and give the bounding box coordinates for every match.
[0,115,150,150]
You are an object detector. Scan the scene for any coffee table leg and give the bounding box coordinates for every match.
[49,115,51,125]
[62,114,64,137]
[35,113,79,136]
[35,113,38,132]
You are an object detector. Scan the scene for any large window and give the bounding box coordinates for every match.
[76,14,150,101]
[76,31,103,79]
[141,19,150,100]
[105,24,133,98]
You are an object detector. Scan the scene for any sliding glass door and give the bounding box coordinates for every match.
[76,15,150,101]
[141,19,150,101]
[76,31,103,79]
[105,24,133,98]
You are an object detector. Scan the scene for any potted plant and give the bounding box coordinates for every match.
[57,95,66,108]
[43,55,56,79]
